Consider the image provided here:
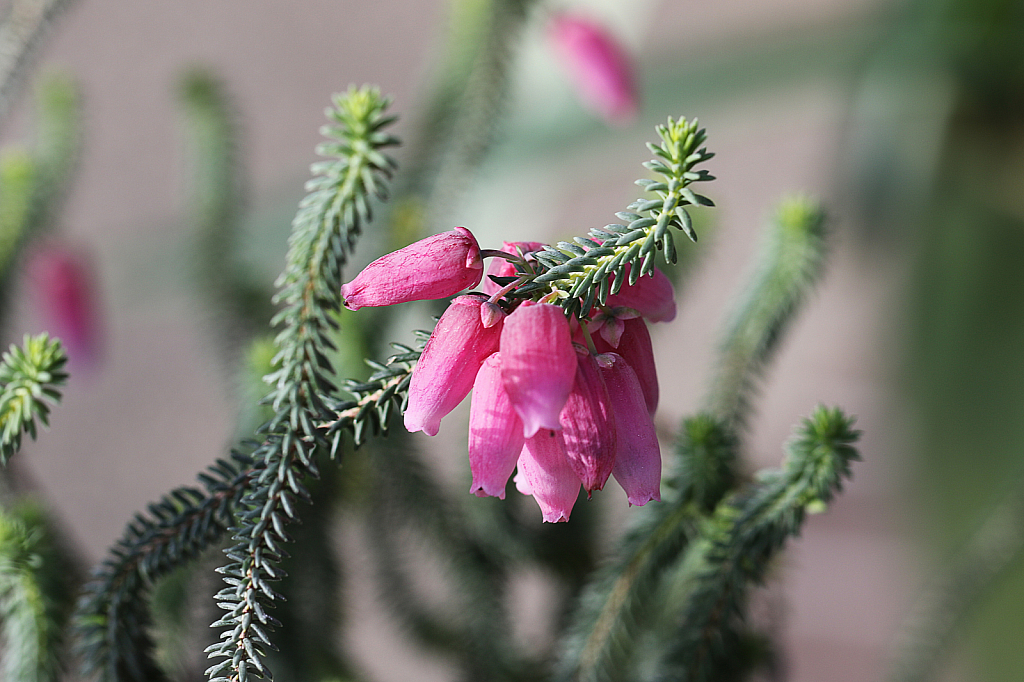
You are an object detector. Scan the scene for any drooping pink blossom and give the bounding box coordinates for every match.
[597,353,661,506]
[549,13,638,125]
[593,316,659,414]
[482,241,545,296]
[560,348,616,493]
[405,295,503,436]
[468,353,524,498]
[606,265,676,322]
[515,429,581,523]
[500,301,577,437]
[27,244,102,369]
[342,227,483,310]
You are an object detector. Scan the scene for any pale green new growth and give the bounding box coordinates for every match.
[0,333,67,466]
[705,196,828,429]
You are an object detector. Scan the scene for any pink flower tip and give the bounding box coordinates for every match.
[341,227,483,310]
[550,13,639,125]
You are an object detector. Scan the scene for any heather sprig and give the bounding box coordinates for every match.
[519,115,714,319]
[0,333,67,466]
[203,85,398,682]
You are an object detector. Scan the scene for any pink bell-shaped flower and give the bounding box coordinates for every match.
[593,316,659,414]
[405,295,503,436]
[482,241,545,296]
[606,265,676,323]
[516,429,581,523]
[560,348,617,494]
[597,353,661,506]
[549,13,638,125]
[342,227,483,310]
[27,243,103,369]
[468,353,524,498]
[500,301,576,437]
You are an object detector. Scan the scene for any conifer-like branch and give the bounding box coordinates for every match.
[74,451,253,682]
[0,74,80,316]
[0,333,66,466]
[659,406,859,681]
[363,432,531,681]
[0,0,75,129]
[888,480,1024,682]
[205,86,398,682]
[704,196,827,429]
[554,416,737,682]
[178,69,265,364]
[520,116,714,319]
[0,500,78,682]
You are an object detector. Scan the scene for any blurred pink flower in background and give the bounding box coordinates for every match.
[549,12,638,125]
[27,242,103,370]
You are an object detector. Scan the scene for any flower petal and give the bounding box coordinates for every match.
[594,317,658,414]
[500,301,577,437]
[342,227,483,310]
[560,349,617,493]
[468,353,524,499]
[404,295,502,436]
[598,353,661,506]
[517,430,581,522]
[607,265,676,323]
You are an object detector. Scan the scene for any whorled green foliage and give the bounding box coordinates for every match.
[322,338,422,454]
[178,69,272,363]
[0,73,81,318]
[204,86,398,682]
[402,0,540,230]
[0,333,66,466]
[675,414,741,514]
[25,73,80,236]
[553,416,738,682]
[658,407,859,681]
[0,0,77,127]
[517,116,714,319]
[0,499,79,682]
[0,150,36,277]
[74,451,254,682]
[362,431,534,682]
[888,478,1024,682]
[705,196,828,429]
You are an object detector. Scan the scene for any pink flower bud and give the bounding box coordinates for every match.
[516,429,581,523]
[560,349,616,493]
[550,13,638,125]
[341,227,483,310]
[27,244,102,369]
[607,265,676,323]
[594,316,659,414]
[500,301,577,437]
[468,353,524,499]
[597,353,661,506]
[482,241,545,296]
[404,295,502,436]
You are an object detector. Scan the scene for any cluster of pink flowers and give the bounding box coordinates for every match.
[341,227,674,522]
